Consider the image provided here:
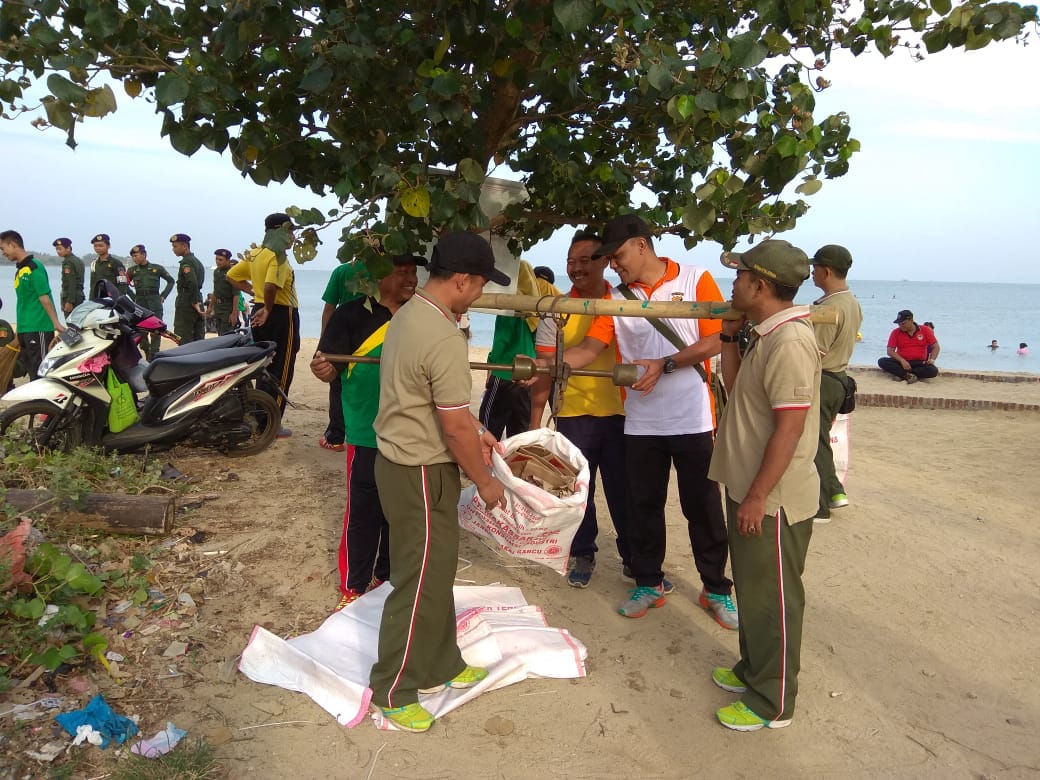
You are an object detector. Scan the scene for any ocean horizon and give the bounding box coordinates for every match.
[6,264,1036,375]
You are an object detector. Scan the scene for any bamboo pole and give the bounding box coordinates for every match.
[472,294,839,324]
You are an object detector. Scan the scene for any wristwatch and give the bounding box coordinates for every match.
[719,333,739,343]
[662,356,678,374]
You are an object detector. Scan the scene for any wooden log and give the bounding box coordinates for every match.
[2,489,175,536]
[472,294,839,324]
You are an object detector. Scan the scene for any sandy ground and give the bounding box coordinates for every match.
[107,341,1040,778]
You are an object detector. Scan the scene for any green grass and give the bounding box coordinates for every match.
[110,739,224,780]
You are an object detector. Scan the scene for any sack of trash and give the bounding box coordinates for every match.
[458,428,589,575]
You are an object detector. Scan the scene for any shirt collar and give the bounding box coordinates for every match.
[812,288,851,305]
[753,304,812,337]
[627,258,679,296]
[16,254,35,271]
[413,287,454,322]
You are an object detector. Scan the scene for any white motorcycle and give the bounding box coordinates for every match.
[0,289,281,456]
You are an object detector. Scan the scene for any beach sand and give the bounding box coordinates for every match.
[151,340,1039,777]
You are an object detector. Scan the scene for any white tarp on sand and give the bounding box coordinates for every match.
[238,584,587,729]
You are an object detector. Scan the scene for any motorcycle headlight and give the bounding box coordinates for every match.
[39,347,94,376]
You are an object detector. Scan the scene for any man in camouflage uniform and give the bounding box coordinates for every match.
[127,244,175,360]
[88,233,129,297]
[207,248,240,336]
[171,233,206,343]
[53,237,85,317]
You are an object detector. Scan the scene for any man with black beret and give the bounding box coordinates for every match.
[53,237,85,317]
[208,249,240,336]
[88,233,130,298]
[127,244,175,359]
[171,233,206,343]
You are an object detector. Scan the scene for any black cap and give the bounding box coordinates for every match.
[533,266,555,284]
[214,249,232,259]
[592,214,652,258]
[430,233,509,286]
[264,212,296,230]
[894,309,914,324]
[391,253,428,267]
[91,233,110,244]
[53,237,72,248]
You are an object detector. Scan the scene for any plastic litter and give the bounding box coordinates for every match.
[54,693,138,749]
[131,721,187,758]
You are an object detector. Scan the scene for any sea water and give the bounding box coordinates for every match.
[12,264,1030,375]
[291,271,1036,374]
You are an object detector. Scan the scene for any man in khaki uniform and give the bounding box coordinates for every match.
[809,244,863,521]
[708,240,821,732]
[368,232,509,734]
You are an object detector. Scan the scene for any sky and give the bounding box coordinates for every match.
[2,36,1038,284]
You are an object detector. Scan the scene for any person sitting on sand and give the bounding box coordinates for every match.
[877,310,940,384]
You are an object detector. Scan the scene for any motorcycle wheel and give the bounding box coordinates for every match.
[0,401,82,453]
[224,388,281,457]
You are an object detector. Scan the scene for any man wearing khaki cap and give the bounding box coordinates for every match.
[709,239,820,732]
[809,244,863,522]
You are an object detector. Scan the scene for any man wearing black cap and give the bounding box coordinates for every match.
[809,245,863,522]
[367,232,508,733]
[88,233,129,298]
[227,213,301,432]
[709,239,820,732]
[208,249,240,335]
[53,238,84,317]
[560,214,736,629]
[171,234,206,343]
[878,310,940,382]
[309,254,427,612]
[127,244,175,360]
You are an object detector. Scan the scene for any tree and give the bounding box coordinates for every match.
[1,0,1035,266]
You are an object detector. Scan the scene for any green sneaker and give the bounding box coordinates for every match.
[376,702,435,733]
[617,585,665,618]
[716,701,791,732]
[711,667,746,693]
[829,493,849,509]
[418,665,488,694]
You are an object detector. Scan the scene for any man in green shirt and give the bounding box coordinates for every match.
[127,244,175,360]
[1,230,65,379]
[171,233,206,343]
[207,249,240,336]
[89,233,129,298]
[53,237,85,317]
[318,260,368,450]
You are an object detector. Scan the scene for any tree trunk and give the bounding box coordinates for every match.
[3,490,175,536]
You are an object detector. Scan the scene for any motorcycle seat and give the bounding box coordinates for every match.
[143,343,275,390]
[152,332,251,359]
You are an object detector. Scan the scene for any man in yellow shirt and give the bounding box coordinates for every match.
[228,213,300,436]
[529,230,633,589]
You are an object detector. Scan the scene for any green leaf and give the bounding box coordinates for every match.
[728,32,768,68]
[775,134,799,158]
[553,0,595,32]
[41,97,75,131]
[46,73,88,103]
[458,158,485,183]
[155,72,190,106]
[694,91,718,111]
[647,64,672,92]
[675,94,695,120]
[795,177,823,195]
[504,17,523,38]
[31,645,78,671]
[433,30,451,66]
[83,632,108,657]
[399,186,431,218]
[299,61,333,93]
[931,0,952,15]
[82,84,117,118]
[681,202,716,236]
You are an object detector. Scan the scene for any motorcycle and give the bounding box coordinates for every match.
[0,288,281,456]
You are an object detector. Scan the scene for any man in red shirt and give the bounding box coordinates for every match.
[878,310,940,383]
